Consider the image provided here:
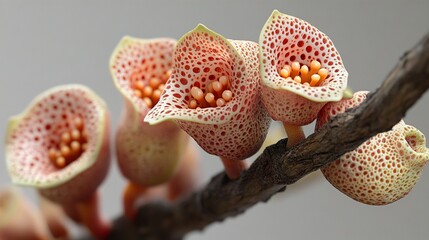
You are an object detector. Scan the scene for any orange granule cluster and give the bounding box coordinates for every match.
[188,75,233,109]
[131,70,171,108]
[279,60,328,87]
[48,117,88,168]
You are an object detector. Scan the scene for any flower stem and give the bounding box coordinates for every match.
[220,158,248,180]
[123,182,148,220]
[167,144,199,201]
[63,192,110,239]
[283,123,305,148]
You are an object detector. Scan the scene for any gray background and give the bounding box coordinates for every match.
[1,0,429,239]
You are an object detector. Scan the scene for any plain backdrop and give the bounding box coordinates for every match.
[1,0,429,239]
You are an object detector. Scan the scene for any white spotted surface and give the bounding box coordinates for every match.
[5,85,110,204]
[316,91,429,205]
[146,25,271,160]
[316,91,368,130]
[259,10,348,125]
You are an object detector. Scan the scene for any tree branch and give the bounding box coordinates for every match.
[85,32,429,240]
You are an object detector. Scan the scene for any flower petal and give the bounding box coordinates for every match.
[110,36,189,186]
[146,24,248,125]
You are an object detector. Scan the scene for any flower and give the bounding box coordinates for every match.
[316,91,429,205]
[110,36,191,218]
[259,10,348,147]
[145,24,271,179]
[5,84,111,237]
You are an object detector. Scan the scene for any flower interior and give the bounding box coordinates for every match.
[47,116,88,168]
[189,75,233,108]
[402,124,429,157]
[110,37,176,110]
[279,60,328,87]
[131,69,171,108]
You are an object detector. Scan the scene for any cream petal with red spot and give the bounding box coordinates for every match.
[5,85,110,204]
[259,10,348,125]
[145,24,271,161]
[110,36,189,186]
[316,91,429,205]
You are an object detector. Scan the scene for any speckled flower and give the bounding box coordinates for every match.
[110,36,191,218]
[316,91,429,205]
[259,10,348,147]
[5,84,111,237]
[145,24,271,179]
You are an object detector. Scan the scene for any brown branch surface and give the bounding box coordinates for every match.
[90,32,429,240]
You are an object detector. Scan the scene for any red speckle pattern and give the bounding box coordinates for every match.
[316,91,429,205]
[5,85,110,204]
[110,37,189,186]
[146,25,271,160]
[259,10,348,125]
[316,91,368,130]
[110,37,176,114]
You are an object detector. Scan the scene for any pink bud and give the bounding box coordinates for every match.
[316,91,429,205]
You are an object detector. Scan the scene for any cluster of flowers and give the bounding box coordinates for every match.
[2,10,428,239]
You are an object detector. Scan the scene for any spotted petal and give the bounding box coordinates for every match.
[259,10,348,125]
[146,24,271,161]
[110,36,189,186]
[5,85,110,204]
[110,36,177,119]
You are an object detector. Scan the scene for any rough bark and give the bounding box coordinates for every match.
[79,32,429,240]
